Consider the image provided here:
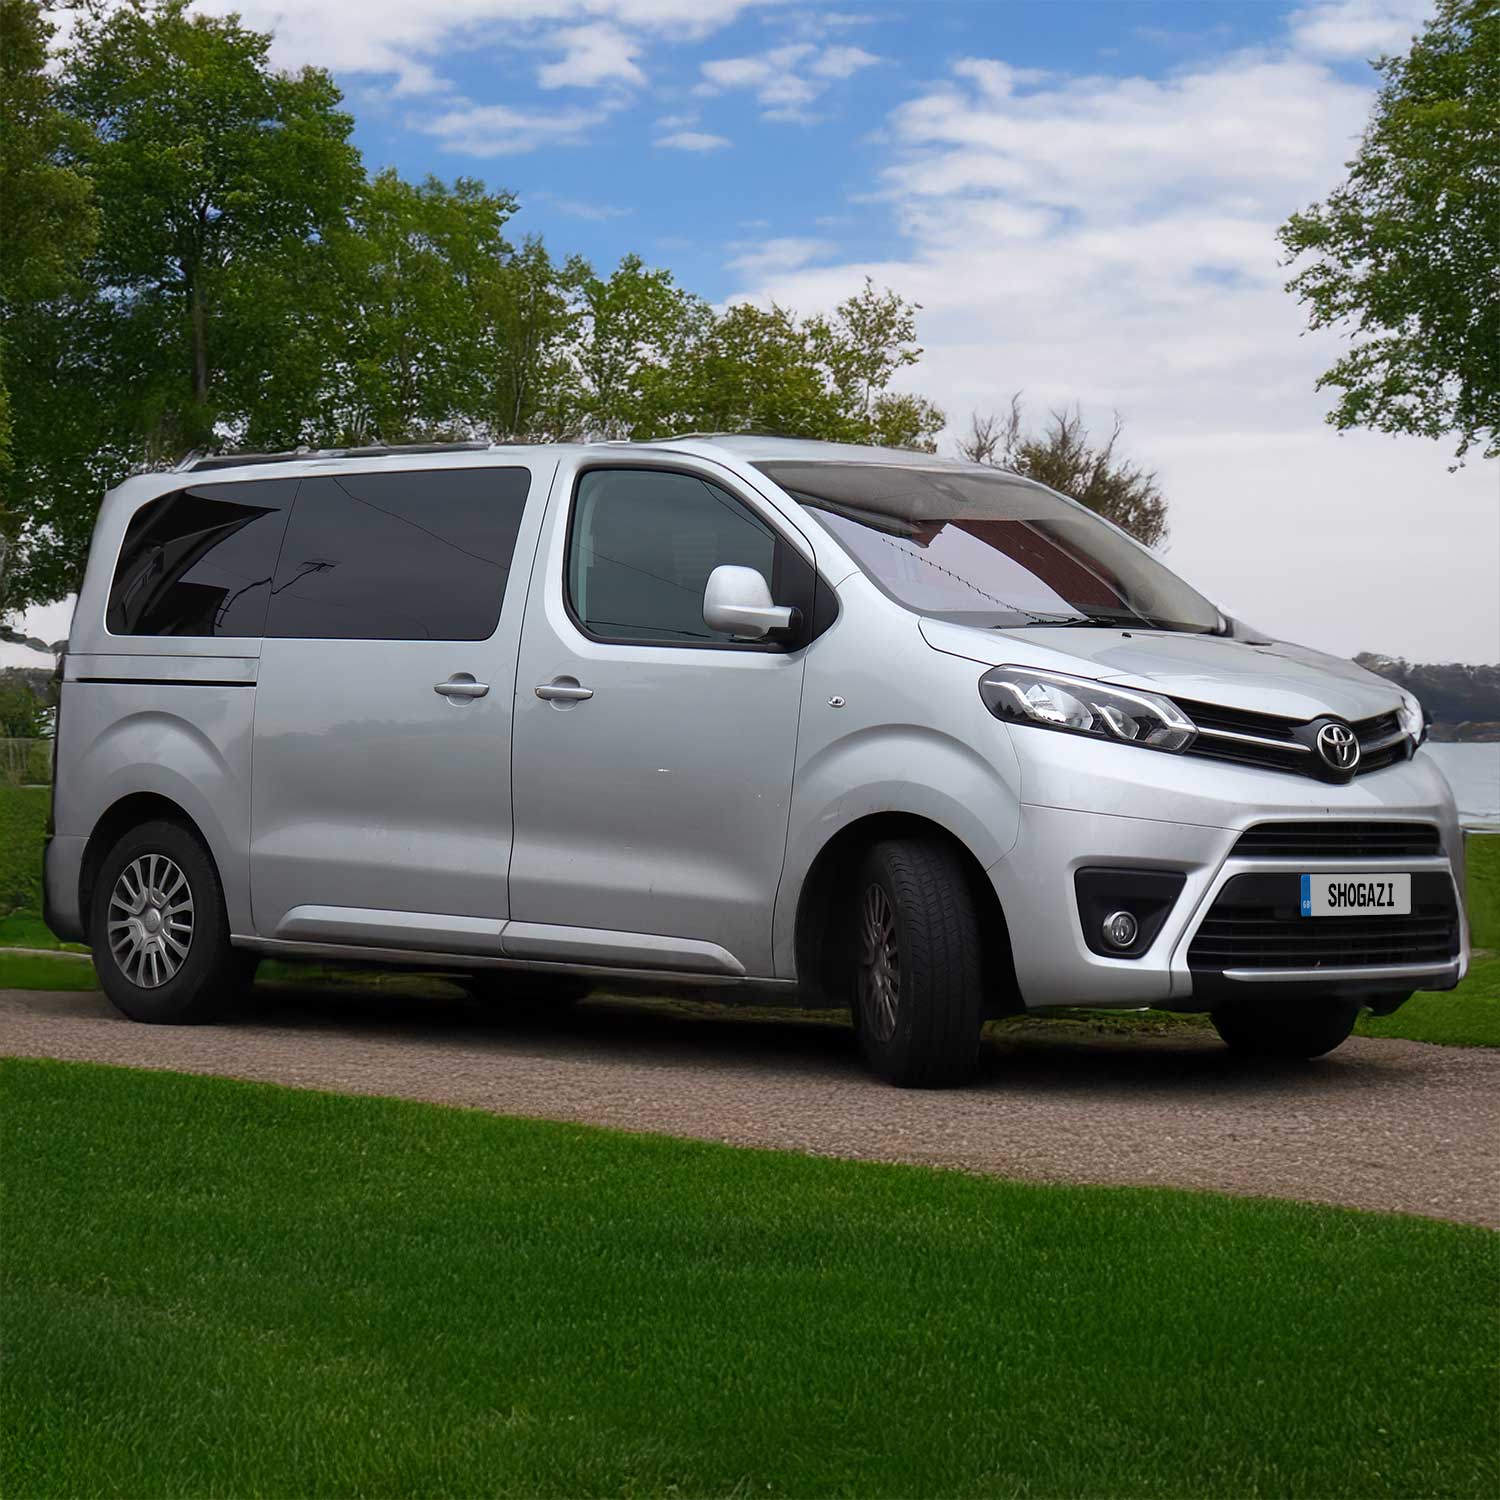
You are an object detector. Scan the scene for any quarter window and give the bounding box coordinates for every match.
[568,469,786,645]
[265,468,530,641]
[107,480,296,638]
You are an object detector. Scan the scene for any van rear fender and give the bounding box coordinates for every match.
[69,699,255,934]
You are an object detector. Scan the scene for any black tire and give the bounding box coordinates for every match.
[1211,1000,1360,1060]
[462,971,593,1011]
[847,838,984,1088]
[89,818,237,1024]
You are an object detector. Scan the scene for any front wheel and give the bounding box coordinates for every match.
[847,838,984,1088]
[1211,1000,1360,1060]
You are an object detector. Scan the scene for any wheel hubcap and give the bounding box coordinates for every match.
[857,882,900,1042]
[108,854,193,989]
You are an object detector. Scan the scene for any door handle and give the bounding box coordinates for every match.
[435,674,489,700]
[535,677,594,703]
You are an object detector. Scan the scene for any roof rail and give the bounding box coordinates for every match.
[178,441,494,474]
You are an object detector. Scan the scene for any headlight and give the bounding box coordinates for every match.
[979,666,1197,753]
[1398,690,1426,746]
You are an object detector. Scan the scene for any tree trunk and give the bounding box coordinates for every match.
[189,272,208,408]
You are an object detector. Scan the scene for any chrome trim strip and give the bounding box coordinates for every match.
[1358,727,1410,755]
[233,935,782,987]
[1194,725,1310,753]
[1221,857,1451,868]
[501,921,745,976]
[1220,960,1461,984]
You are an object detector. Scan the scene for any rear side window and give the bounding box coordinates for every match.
[265,468,530,641]
[107,480,296,637]
[568,469,786,645]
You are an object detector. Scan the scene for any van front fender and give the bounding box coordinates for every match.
[772,724,1021,980]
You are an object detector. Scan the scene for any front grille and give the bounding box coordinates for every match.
[1177,698,1412,782]
[1232,821,1442,860]
[1188,872,1460,971]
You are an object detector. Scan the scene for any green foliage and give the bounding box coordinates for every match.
[322,170,517,445]
[62,0,362,452]
[4,1057,1495,1498]
[0,684,44,738]
[1278,0,1500,462]
[959,396,1169,544]
[0,0,99,600]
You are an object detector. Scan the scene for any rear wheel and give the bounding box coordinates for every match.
[1211,1000,1360,1060]
[847,838,984,1088]
[90,819,236,1024]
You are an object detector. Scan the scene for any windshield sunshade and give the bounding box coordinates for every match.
[756,462,1221,634]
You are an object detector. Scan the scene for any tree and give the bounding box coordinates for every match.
[0,0,99,612]
[479,237,581,441]
[61,0,362,456]
[323,171,516,445]
[1278,0,1500,462]
[959,397,1169,545]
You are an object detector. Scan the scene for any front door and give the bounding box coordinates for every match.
[250,462,549,951]
[508,462,813,977]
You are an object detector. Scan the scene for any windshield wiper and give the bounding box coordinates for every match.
[1005,612,1147,629]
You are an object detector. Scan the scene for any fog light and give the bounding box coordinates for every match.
[1101,910,1139,950]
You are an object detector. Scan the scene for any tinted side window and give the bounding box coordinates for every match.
[108,480,296,637]
[568,469,783,644]
[265,468,530,641]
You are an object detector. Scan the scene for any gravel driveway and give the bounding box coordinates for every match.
[3,981,1497,1228]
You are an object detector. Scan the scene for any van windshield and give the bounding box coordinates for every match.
[755,461,1223,634]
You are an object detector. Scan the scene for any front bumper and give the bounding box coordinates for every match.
[987,738,1469,1012]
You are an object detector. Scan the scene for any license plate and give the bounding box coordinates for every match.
[1300,873,1411,917]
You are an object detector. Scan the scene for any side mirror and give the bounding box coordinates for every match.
[703,564,798,642]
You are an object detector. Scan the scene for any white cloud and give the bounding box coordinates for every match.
[1288,0,1432,59]
[538,22,644,88]
[535,194,634,218]
[726,236,837,275]
[421,99,608,154]
[698,39,881,120]
[810,44,880,80]
[656,129,731,151]
[168,1,772,96]
[722,3,1499,662]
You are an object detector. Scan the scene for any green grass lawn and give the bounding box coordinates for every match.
[3,1058,1496,1500]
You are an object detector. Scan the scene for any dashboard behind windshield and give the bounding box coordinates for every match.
[755,461,1222,634]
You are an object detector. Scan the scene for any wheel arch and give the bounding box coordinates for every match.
[79,793,218,938]
[791,811,1020,1015]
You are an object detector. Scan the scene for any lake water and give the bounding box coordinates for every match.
[1426,743,1500,828]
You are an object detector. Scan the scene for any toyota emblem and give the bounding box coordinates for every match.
[1316,721,1360,772]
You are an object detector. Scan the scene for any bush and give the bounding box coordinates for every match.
[0,740,51,787]
[0,684,47,739]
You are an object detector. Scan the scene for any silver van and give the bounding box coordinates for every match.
[43,436,1468,1085]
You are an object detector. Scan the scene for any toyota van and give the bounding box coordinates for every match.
[43,436,1469,1085]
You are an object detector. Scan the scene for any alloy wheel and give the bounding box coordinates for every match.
[108,853,194,989]
[857,882,900,1042]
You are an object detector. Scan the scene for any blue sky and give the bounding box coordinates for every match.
[340,2,1316,298]
[25,0,1494,665]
